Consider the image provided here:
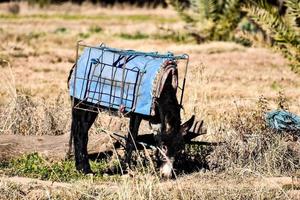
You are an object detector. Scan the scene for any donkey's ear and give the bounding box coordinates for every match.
[180,115,195,135]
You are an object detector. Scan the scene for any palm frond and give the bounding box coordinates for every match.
[285,0,300,18]
[166,0,195,23]
[168,0,300,71]
[245,0,300,71]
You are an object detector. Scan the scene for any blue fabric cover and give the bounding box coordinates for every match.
[69,47,168,115]
[265,110,300,132]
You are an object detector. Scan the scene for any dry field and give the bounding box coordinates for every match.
[0,2,300,199]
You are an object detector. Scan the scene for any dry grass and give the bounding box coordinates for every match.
[208,96,300,176]
[0,173,291,200]
[1,2,300,199]
[0,63,69,135]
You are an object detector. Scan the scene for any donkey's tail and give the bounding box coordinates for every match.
[67,64,76,89]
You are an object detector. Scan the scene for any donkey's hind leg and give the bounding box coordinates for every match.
[124,114,142,168]
[71,107,98,174]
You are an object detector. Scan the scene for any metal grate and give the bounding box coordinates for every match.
[70,41,189,115]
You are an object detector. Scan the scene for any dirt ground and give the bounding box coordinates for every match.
[1,173,300,199]
[0,133,114,161]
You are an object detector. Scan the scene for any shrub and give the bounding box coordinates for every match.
[208,96,300,176]
[0,89,69,136]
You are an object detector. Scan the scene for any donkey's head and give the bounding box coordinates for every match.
[154,66,195,178]
[158,115,195,178]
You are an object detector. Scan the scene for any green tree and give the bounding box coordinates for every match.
[168,0,300,71]
[245,0,300,71]
[167,0,246,41]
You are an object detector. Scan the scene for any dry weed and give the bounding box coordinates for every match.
[0,89,69,135]
[0,173,288,200]
[208,96,300,176]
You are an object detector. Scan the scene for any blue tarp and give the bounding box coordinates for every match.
[69,47,169,115]
[265,110,300,132]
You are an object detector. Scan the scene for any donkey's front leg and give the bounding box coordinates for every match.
[124,114,142,168]
[72,108,98,174]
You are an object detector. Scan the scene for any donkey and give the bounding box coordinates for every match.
[69,61,194,179]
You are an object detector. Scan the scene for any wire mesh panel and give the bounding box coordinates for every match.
[69,42,189,116]
[85,61,142,111]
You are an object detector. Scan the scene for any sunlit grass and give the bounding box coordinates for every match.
[0,153,116,182]
[0,13,178,23]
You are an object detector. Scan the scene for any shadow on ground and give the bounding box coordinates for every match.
[87,142,215,177]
